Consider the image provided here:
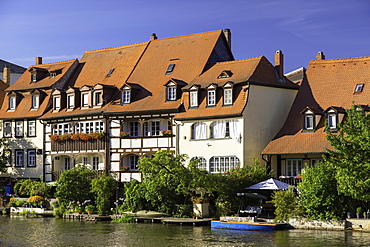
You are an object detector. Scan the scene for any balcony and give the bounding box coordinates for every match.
[52,170,105,181]
[278,176,302,187]
[51,136,107,152]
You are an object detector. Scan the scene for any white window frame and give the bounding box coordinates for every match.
[286,159,303,177]
[121,90,131,104]
[28,120,36,137]
[304,115,314,130]
[129,154,139,170]
[224,88,232,105]
[143,121,160,136]
[67,94,75,109]
[82,93,89,107]
[15,121,23,137]
[328,113,337,129]
[190,91,198,107]
[27,149,36,167]
[15,150,23,167]
[192,122,207,140]
[53,123,72,135]
[32,73,37,82]
[9,96,16,111]
[210,156,240,173]
[191,156,207,170]
[74,121,104,133]
[31,95,39,110]
[129,122,140,137]
[207,90,216,106]
[54,96,61,110]
[167,86,176,101]
[94,91,102,106]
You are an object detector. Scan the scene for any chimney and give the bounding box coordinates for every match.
[150,33,157,40]
[3,66,10,85]
[316,51,325,60]
[223,29,231,49]
[35,57,42,65]
[274,50,284,78]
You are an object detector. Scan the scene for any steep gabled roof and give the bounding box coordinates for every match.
[6,59,78,91]
[262,55,370,155]
[175,56,298,120]
[104,30,232,115]
[0,59,26,74]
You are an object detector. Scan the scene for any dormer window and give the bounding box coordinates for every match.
[165,64,175,75]
[167,85,176,101]
[32,73,37,82]
[9,96,16,111]
[50,72,56,78]
[53,96,61,110]
[31,95,39,110]
[354,83,364,93]
[327,112,337,129]
[207,84,217,107]
[94,91,102,106]
[82,93,89,107]
[301,107,322,132]
[67,94,74,109]
[223,82,233,106]
[190,91,198,107]
[218,70,232,79]
[121,88,131,104]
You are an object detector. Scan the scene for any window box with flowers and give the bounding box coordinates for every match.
[120,166,129,171]
[120,132,130,137]
[89,132,105,139]
[49,134,62,142]
[161,130,173,136]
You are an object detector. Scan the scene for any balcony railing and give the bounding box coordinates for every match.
[278,176,302,187]
[52,170,105,181]
[51,136,107,152]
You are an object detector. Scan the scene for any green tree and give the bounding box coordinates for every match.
[55,165,95,205]
[325,105,370,201]
[271,188,299,222]
[298,162,345,220]
[0,138,9,173]
[91,175,117,215]
[14,180,52,197]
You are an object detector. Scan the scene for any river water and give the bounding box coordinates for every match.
[1,216,370,247]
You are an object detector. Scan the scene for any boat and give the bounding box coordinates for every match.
[211,220,276,231]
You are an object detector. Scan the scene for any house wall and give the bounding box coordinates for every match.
[242,85,298,165]
[177,117,244,171]
[1,119,44,180]
[0,73,22,85]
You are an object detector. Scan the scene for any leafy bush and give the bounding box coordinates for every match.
[271,188,300,222]
[14,180,52,197]
[91,175,117,215]
[112,214,135,223]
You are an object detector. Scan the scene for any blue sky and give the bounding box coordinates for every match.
[1,0,370,73]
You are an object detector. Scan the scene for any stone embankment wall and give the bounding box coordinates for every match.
[288,218,346,230]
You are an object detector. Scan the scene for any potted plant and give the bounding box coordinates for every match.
[120,131,130,137]
[86,205,94,215]
[120,166,129,171]
[70,133,80,140]
[60,133,72,141]
[161,130,173,136]
[356,207,362,218]
[49,134,61,142]
[79,133,91,141]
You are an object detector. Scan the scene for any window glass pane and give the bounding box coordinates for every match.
[208,90,215,106]
[190,91,198,107]
[28,120,36,136]
[82,93,89,106]
[68,95,74,108]
[305,115,313,129]
[95,92,102,105]
[93,156,99,170]
[167,87,176,100]
[28,150,36,167]
[16,121,23,137]
[15,151,23,167]
[224,88,232,105]
[64,157,71,170]
[122,90,131,104]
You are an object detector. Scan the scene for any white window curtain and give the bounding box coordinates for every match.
[229,120,241,142]
[212,121,226,138]
[193,122,206,139]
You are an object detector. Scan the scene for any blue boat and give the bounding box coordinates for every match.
[211,220,276,231]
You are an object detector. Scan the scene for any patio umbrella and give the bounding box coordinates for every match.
[245,178,293,190]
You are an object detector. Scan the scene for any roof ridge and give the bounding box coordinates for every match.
[213,56,263,65]
[151,30,222,42]
[30,58,78,66]
[84,41,149,54]
[311,55,370,63]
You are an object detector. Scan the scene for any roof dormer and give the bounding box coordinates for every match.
[120,83,141,105]
[52,89,63,112]
[164,79,186,102]
[30,89,44,110]
[66,87,79,111]
[206,83,218,107]
[222,81,234,106]
[301,107,323,132]
[80,85,92,109]
[29,67,48,83]
[324,106,345,130]
[7,91,21,112]
[189,85,200,108]
[217,70,232,79]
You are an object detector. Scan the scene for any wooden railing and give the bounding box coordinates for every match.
[52,170,105,181]
[278,177,302,187]
[51,136,107,152]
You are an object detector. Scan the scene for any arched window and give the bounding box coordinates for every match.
[191,156,207,170]
[209,156,240,173]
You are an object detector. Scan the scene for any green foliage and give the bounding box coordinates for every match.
[271,188,299,222]
[298,162,345,220]
[325,105,370,201]
[91,175,117,215]
[53,204,66,218]
[14,180,52,197]
[112,214,135,223]
[0,138,9,173]
[55,165,95,205]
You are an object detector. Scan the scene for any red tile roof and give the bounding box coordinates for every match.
[262,55,370,155]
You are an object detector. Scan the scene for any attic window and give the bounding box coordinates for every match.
[354,84,364,93]
[32,73,37,82]
[50,72,56,78]
[165,64,175,75]
[304,115,314,130]
[218,71,232,79]
[107,69,115,77]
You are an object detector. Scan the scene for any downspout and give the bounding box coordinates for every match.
[104,114,110,176]
[261,154,272,175]
[39,119,46,182]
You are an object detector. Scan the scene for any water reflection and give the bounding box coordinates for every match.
[1,216,370,246]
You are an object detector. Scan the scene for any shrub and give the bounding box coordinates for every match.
[112,214,135,223]
[271,188,299,222]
